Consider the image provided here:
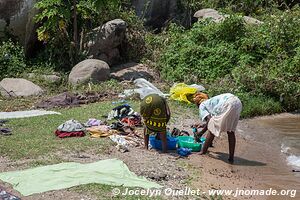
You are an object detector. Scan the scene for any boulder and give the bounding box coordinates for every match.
[0,78,44,97]
[110,62,157,81]
[68,59,110,85]
[193,8,225,23]
[243,16,263,25]
[0,0,38,51]
[193,8,219,18]
[24,7,42,57]
[28,73,61,83]
[194,9,264,25]
[84,19,126,66]
[132,0,179,29]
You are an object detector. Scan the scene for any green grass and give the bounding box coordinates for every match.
[0,101,139,160]
[238,93,283,118]
[0,99,197,199]
[0,79,128,112]
[0,93,283,161]
[0,99,199,161]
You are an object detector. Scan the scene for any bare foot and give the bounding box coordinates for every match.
[197,151,207,155]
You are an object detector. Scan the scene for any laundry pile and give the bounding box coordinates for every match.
[36,91,115,109]
[55,120,86,138]
[54,104,143,152]
[0,120,12,136]
[0,187,20,200]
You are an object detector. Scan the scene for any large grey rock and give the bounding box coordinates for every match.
[243,16,263,25]
[68,59,110,85]
[0,78,43,97]
[84,19,127,66]
[132,0,179,29]
[0,0,37,47]
[194,9,263,25]
[111,62,157,81]
[194,8,225,23]
[193,8,219,18]
[24,6,41,57]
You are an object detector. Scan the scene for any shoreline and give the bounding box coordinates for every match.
[188,113,300,200]
[0,111,299,199]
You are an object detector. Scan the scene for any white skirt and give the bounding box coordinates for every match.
[208,96,242,137]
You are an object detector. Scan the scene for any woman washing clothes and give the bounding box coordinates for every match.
[140,94,171,153]
[193,92,242,163]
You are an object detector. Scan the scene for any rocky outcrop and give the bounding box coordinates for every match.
[193,8,226,23]
[132,0,179,30]
[84,19,127,66]
[68,59,110,85]
[111,62,157,81]
[0,78,43,97]
[243,16,263,25]
[0,0,38,55]
[194,9,263,25]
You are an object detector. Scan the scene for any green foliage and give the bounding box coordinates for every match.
[238,92,282,118]
[160,15,245,83]
[157,8,300,113]
[34,0,121,70]
[0,40,27,79]
[188,0,297,15]
[33,0,146,69]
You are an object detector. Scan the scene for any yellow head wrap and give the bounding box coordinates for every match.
[193,92,209,105]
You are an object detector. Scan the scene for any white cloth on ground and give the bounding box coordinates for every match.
[0,110,61,119]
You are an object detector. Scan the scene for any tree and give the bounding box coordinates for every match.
[34,0,120,68]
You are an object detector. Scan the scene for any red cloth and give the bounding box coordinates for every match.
[121,117,141,127]
[55,130,85,138]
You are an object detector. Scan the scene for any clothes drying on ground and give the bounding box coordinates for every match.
[121,115,142,127]
[85,118,104,127]
[0,120,11,136]
[169,83,205,104]
[36,92,111,109]
[87,125,118,138]
[55,130,85,138]
[0,187,20,200]
[107,104,135,120]
[0,159,162,196]
[55,120,85,138]
[57,120,85,132]
[0,128,12,136]
[0,110,61,119]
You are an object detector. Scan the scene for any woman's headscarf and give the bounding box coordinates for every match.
[193,92,209,105]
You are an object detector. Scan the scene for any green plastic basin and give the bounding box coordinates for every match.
[177,136,202,152]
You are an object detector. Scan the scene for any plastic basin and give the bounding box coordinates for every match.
[149,135,178,150]
[177,136,204,152]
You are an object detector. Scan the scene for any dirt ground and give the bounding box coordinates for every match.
[1,114,299,200]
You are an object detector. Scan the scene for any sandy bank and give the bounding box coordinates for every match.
[188,114,300,200]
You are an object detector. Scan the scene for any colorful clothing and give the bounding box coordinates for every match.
[199,93,242,137]
[140,94,170,134]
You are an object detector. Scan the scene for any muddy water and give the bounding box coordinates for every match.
[244,113,300,199]
[258,114,300,171]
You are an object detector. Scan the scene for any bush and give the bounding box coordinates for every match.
[157,8,300,114]
[0,40,27,79]
[160,15,245,83]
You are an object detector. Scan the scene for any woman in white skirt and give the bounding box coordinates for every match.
[193,92,242,163]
